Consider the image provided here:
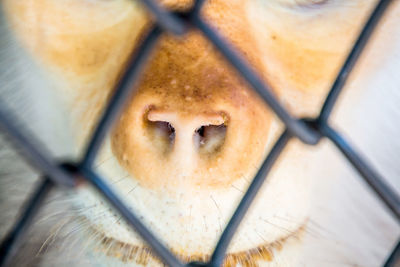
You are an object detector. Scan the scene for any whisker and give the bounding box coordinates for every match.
[37,218,71,255]
[111,174,130,184]
[307,217,335,237]
[127,185,138,195]
[203,215,208,232]
[94,156,114,169]
[81,228,103,254]
[210,195,222,215]
[271,215,322,238]
[231,184,244,193]
[35,211,75,224]
[254,230,267,243]
[260,218,296,235]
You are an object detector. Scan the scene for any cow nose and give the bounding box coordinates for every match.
[146,109,227,162]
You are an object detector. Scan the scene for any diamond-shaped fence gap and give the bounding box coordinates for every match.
[0,104,75,187]
[320,124,400,219]
[0,178,53,267]
[81,26,162,169]
[210,131,291,267]
[318,0,393,122]
[0,132,42,242]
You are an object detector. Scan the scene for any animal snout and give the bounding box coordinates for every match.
[108,31,272,190]
[110,88,271,190]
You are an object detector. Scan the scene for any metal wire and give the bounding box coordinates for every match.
[384,240,400,267]
[0,0,399,266]
[78,166,185,267]
[318,0,393,122]
[0,105,75,187]
[190,16,320,145]
[138,0,187,35]
[210,131,291,267]
[320,124,400,220]
[81,26,162,168]
[0,178,53,266]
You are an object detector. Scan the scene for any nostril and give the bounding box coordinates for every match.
[154,121,175,143]
[146,108,228,155]
[194,124,227,154]
[146,119,176,152]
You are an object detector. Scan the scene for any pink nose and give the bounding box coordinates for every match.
[146,109,227,163]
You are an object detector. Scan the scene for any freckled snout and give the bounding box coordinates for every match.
[110,33,272,191]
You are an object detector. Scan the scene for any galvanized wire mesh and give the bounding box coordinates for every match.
[0,0,399,266]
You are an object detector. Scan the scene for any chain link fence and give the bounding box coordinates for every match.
[0,0,399,266]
